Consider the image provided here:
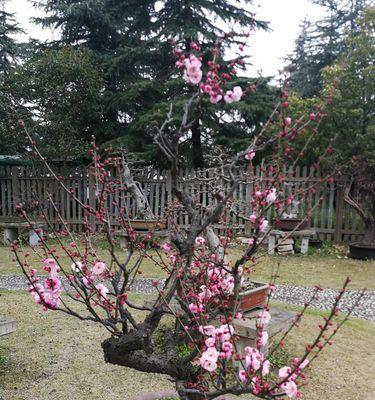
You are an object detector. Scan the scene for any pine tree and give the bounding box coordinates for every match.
[32,1,275,167]
[0,0,27,154]
[288,0,370,97]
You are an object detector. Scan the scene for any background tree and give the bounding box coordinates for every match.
[0,0,27,154]
[14,46,104,159]
[32,0,274,167]
[322,7,375,244]
[288,0,370,97]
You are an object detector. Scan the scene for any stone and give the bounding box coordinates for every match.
[0,316,16,336]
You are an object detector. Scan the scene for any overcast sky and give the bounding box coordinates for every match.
[6,0,323,76]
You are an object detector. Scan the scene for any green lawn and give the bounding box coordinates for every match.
[1,239,374,290]
[0,291,374,400]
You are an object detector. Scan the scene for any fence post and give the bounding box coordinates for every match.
[88,168,96,232]
[334,181,344,242]
[166,170,172,230]
[11,166,20,213]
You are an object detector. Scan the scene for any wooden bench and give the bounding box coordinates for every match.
[0,316,16,336]
[0,218,44,246]
[268,229,316,255]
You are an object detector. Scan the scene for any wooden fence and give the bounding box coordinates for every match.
[0,164,364,242]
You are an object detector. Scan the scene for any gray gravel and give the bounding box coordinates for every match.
[1,275,374,322]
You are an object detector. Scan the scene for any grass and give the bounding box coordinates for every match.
[0,291,374,399]
[0,238,374,290]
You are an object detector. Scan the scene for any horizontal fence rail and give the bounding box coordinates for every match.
[0,164,364,242]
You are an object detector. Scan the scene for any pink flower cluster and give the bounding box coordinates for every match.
[28,258,62,310]
[199,323,235,371]
[277,358,309,398]
[174,41,244,104]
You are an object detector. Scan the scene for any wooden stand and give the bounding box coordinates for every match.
[0,218,44,246]
[268,229,316,255]
[232,307,295,366]
[0,316,16,336]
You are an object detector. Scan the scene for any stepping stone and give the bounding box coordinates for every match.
[0,316,16,336]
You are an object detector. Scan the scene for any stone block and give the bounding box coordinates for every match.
[0,316,16,336]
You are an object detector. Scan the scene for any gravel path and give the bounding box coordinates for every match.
[1,275,374,322]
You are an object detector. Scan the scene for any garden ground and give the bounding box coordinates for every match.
[0,239,374,399]
[1,240,374,290]
[0,292,374,400]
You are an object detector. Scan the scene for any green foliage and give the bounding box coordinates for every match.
[14,46,105,158]
[32,0,276,166]
[288,0,370,97]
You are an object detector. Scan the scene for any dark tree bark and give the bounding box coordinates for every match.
[191,124,204,169]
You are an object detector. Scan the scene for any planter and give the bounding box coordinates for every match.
[275,218,309,231]
[229,281,269,313]
[125,219,165,231]
[177,281,269,313]
[349,242,375,260]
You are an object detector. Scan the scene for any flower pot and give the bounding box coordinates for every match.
[349,242,375,260]
[126,219,165,231]
[228,281,269,313]
[275,218,308,231]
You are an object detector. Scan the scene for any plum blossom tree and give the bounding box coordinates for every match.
[12,37,364,400]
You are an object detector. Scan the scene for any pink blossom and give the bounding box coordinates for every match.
[71,261,83,273]
[201,325,216,337]
[92,261,106,275]
[168,254,176,264]
[224,86,243,103]
[205,337,216,348]
[249,214,257,223]
[183,54,202,85]
[239,370,248,384]
[259,219,269,232]
[255,191,262,198]
[189,303,199,313]
[300,359,309,369]
[266,188,277,203]
[210,92,222,104]
[43,258,60,277]
[258,331,269,347]
[162,242,172,253]
[201,347,219,362]
[195,236,205,246]
[217,324,234,342]
[257,310,271,325]
[245,151,255,161]
[248,238,254,247]
[284,117,292,126]
[96,283,109,299]
[244,347,262,371]
[262,360,271,376]
[200,347,219,371]
[279,366,292,378]
[282,381,298,398]
[200,358,217,372]
[222,341,233,354]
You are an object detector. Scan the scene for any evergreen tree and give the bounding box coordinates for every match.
[33,0,275,168]
[288,0,370,97]
[0,0,27,154]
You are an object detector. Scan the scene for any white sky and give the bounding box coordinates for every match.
[6,0,323,76]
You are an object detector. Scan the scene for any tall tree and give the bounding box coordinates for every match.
[32,0,274,168]
[0,0,27,154]
[14,46,104,158]
[288,0,369,97]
